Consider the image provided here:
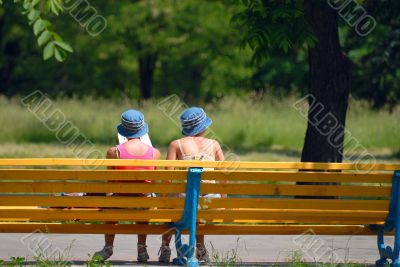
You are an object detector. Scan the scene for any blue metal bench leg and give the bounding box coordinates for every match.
[376,228,391,266]
[187,177,200,267]
[376,170,400,267]
[172,215,199,267]
[392,172,400,267]
[171,167,203,267]
[173,229,187,266]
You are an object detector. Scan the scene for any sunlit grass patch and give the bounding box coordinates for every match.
[0,95,398,153]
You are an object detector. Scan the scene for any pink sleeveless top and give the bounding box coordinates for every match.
[115,144,155,183]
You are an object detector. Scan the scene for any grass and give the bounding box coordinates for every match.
[0,94,399,156]
[283,250,369,267]
[208,238,242,266]
[0,251,372,267]
[0,256,111,267]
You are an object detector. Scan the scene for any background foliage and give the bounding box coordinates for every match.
[0,0,398,108]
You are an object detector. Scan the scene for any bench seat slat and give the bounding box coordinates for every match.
[0,169,392,183]
[0,223,390,235]
[0,196,390,211]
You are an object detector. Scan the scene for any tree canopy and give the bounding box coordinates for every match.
[0,0,398,109]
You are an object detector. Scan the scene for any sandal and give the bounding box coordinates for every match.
[158,245,171,263]
[137,243,150,263]
[93,245,113,261]
[196,243,209,262]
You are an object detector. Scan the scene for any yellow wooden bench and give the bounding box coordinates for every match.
[0,159,399,266]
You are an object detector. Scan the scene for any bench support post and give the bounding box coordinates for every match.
[170,167,203,267]
[375,170,400,267]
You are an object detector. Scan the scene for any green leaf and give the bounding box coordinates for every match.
[32,0,40,7]
[43,41,55,60]
[54,47,64,62]
[23,1,31,9]
[54,41,73,53]
[48,0,63,15]
[27,9,40,22]
[42,19,52,28]
[44,0,51,13]
[52,0,63,13]
[33,19,45,35]
[37,30,51,46]
[52,32,62,41]
[50,2,59,15]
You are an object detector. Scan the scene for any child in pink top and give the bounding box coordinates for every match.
[93,110,160,263]
[115,143,154,184]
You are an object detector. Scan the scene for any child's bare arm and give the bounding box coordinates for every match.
[162,141,178,197]
[166,141,178,170]
[106,147,118,170]
[214,141,224,162]
[213,141,227,197]
[153,148,161,160]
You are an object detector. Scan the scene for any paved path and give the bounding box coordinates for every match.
[0,234,387,266]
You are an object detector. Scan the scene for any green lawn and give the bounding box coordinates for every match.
[0,95,399,160]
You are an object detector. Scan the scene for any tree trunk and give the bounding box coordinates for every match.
[301,0,352,164]
[295,1,353,199]
[0,14,7,96]
[0,13,19,97]
[138,53,157,100]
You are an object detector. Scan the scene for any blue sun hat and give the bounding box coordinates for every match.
[117,109,148,138]
[180,107,212,136]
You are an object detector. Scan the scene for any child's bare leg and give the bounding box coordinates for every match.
[138,234,147,245]
[137,234,149,262]
[195,235,208,261]
[135,222,147,245]
[104,221,117,246]
[104,233,115,247]
[93,222,116,260]
[161,232,172,246]
[196,235,205,246]
[158,229,172,263]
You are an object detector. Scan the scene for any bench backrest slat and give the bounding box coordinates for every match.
[0,196,389,210]
[0,181,390,197]
[0,182,186,194]
[0,208,387,225]
[1,158,399,171]
[0,169,393,183]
